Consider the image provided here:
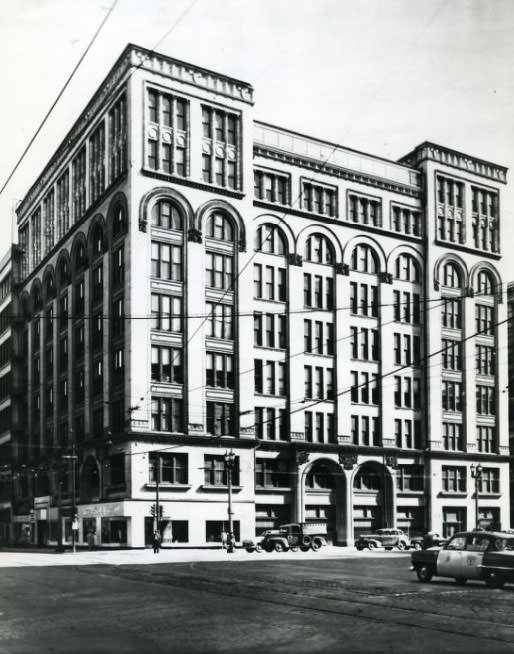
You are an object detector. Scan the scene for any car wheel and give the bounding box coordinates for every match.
[455,577,467,586]
[356,545,364,551]
[290,546,299,552]
[367,542,376,551]
[397,541,406,551]
[311,539,322,552]
[245,548,254,553]
[413,542,422,551]
[385,547,393,551]
[274,542,285,553]
[485,572,505,589]
[416,565,433,583]
[255,543,263,553]
[300,546,309,552]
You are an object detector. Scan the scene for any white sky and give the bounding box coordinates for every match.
[0,0,513,280]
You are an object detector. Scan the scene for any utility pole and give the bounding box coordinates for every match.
[154,455,160,533]
[471,463,483,529]
[62,443,78,553]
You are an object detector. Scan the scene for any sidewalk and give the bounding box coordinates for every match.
[0,545,408,567]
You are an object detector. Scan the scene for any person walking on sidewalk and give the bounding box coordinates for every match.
[152,530,161,554]
[220,529,228,550]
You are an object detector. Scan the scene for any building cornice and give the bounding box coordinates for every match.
[128,44,254,105]
[253,145,421,198]
[400,141,508,185]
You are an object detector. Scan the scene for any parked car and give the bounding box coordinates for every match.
[411,530,514,588]
[244,523,327,553]
[355,528,410,551]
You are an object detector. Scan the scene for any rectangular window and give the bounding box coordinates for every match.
[476,385,495,415]
[476,345,495,375]
[201,105,240,189]
[206,302,233,340]
[151,345,182,384]
[253,169,290,205]
[109,94,127,182]
[442,466,466,493]
[206,252,233,290]
[442,381,462,412]
[151,242,182,281]
[347,193,381,226]
[478,468,500,494]
[442,422,463,451]
[89,122,105,204]
[206,351,234,389]
[150,453,188,485]
[151,294,182,332]
[151,396,183,432]
[475,305,493,335]
[206,402,235,437]
[72,147,87,222]
[302,180,337,217]
[146,89,189,177]
[203,454,240,487]
[56,171,70,240]
[477,425,496,453]
[442,339,462,371]
[442,298,462,329]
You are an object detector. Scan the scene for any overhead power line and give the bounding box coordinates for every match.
[0,0,120,198]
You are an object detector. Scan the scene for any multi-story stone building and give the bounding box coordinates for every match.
[3,44,509,547]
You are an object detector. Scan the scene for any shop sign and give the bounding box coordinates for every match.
[80,503,124,518]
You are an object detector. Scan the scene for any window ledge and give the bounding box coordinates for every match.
[255,486,292,493]
[438,491,468,498]
[397,490,424,497]
[200,485,242,492]
[146,483,191,491]
[475,493,502,499]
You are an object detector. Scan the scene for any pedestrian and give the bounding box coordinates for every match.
[152,530,161,554]
[220,529,228,550]
[86,530,95,551]
[227,531,235,554]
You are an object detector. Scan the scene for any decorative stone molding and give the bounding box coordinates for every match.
[400,142,507,184]
[295,450,309,466]
[288,253,303,267]
[335,263,350,276]
[466,286,475,298]
[238,237,246,253]
[385,455,398,469]
[187,228,203,244]
[379,272,393,285]
[338,453,357,470]
[434,280,440,291]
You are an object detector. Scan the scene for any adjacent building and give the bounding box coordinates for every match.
[1,44,509,547]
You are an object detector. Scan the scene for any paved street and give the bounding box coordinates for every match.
[0,549,513,653]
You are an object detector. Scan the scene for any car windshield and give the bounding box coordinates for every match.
[492,537,514,551]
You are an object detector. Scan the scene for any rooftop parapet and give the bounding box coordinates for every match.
[254,122,421,193]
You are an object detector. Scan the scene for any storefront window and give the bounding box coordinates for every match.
[101,518,128,544]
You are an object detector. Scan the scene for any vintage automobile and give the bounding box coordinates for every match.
[244,523,327,553]
[411,530,514,588]
[355,528,411,551]
[410,533,447,550]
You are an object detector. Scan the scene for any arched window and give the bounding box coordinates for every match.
[395,254,420,282]
[45,273,55,300]
[73,241,87,273]
[255,223,286,255]
[305,463,336,490]
[58,258,69,287]
[112,205,126,239]
[151,200,183,231]
[305,234,334,264]
[354,465,382,491]
[206,211,234,242]
[476,270,495,296]
[92,224,104,257]
[32,286,42,313]
[351,244,379,273]
[442,262,462,289]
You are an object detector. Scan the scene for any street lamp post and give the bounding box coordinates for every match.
[470,463,483,529]
[224,450,236,553]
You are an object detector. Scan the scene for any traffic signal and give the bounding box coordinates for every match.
[159,505,163,519]
[150,504,156,517]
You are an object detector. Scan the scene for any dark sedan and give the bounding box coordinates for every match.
[411,530,514,588]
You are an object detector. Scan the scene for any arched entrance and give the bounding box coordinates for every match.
[80,456,100,503]
[352,461,392,539]
[304,460,342,544]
